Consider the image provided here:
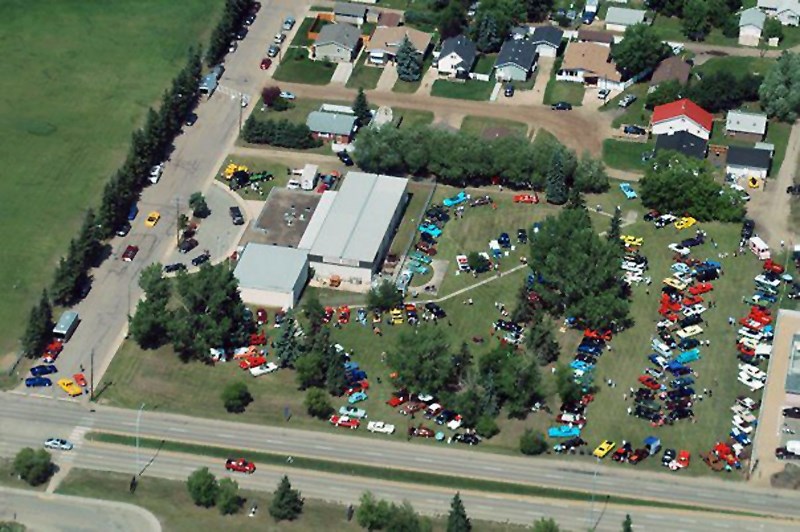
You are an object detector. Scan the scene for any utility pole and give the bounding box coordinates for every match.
[89,348,95,401]
[239,93,244,132]
[136,403,146,475]
[175,196,181,246]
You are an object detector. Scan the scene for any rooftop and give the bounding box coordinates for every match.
[306,111,357,136]
[650,56,691,86]
[439,34,477,69]
[651,99,714,132]
[334,2,367,17]
[654,131,708,160]
[234,244,308,293]
[316,22,361,49]
[369,26,432,55]
[495,38,538,71]
[726,110,768,135]
[740,7,766,29]
[309,172,408,264]
[577,29,616,44]
[560,42,621,82]
[605,7,647,26]
[530,26,564,47]
[726,145,772,170]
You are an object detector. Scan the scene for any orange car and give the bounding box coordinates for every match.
[513,193,539,204]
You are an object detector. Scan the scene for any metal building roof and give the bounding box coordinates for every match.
[234,244,308,293]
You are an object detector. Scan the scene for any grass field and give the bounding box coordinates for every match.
[57,468,531,532]
[0,0,221,358]
[345,55,382,90]
[460,116,529,139]
[430,79,494,101]
[696,56,776,77]
[474,54,497,75]
[606,84,650,129]
[602,139,655,171]
[273,48,336,85]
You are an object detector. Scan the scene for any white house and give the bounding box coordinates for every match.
[605,7,647,32]
[759,0,800,25]
[726,146,772,180]
[436,35,477,77]
[725,110,768,141]
[739,7,766,46]
[651,99,714,140]
[556,42,629,91]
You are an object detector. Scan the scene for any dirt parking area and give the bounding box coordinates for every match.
[246,187,321,247]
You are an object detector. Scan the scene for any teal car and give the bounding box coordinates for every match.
[339,405,367,419]
[443,191,468,207]
[348,391,368,404]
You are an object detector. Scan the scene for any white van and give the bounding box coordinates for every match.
[651,339,672,357]
[748,236,770,260]
[286,180,301,190]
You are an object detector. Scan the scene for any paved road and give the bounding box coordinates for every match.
[0,486,160,532]
[15,0,312,398]
[3,393,800,521]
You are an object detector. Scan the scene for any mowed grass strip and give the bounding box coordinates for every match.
[460,116,529,139]
[88,432,749,514]
[0,0,222,355]
[272,48,336,85]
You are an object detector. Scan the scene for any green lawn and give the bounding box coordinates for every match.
[606,84,651,129]
[389,181,435,256]
[652,15,739,47]
[543,81,584,107]
[345,55,383,90]
[697,56,776,77]
[602,139,655,172]
[430,79,494,101]
[57,468,530,532]
[474,54,497,75]
[251,98,352,127]
[393,56,434,94]
[0,0,221,357]
[291,17,318,47]
[393,108,435,129]
[460,116,529,139]
[214,157,291,201]
[273,48,336,85]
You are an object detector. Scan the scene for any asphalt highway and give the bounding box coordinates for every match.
[2,392,799,524]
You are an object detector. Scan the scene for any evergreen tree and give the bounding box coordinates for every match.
[130,298,172,349]
[353,88,372,127]
[325,349,349,396]
[396,36,422,82]
[526,313,560,365]
[622,514,633,532]
[51,240,83,304]
[303,290,326,335]
[269,475,304,521]
[357,491,392,530]
[275,310,303,368]
[447,492,471,532]
[532,517,561,532]
[21,290,53,358]
[608,206,623,244]
[545,149,567,205]
[566,188,585,210]
[472,13,502,53]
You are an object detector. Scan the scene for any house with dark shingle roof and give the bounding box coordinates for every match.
[648,56,691,93]
[436,35,477,77]
[494,38,538,81]
[654,131,708,160]
[334,2,367,26]
[726,145,772,179]
[529,26,563,57]
[314,23,362,62]
[577,29,616,46]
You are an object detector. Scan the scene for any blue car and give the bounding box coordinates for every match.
[30,364,57,377]
[348,391,368,404]
[25,376,52,388]
[548,425,581,438]
[344,361,359,372]
[498,233,511,248]
[620,183,637,199]
[443,191,468,207]
[577,343,602,355]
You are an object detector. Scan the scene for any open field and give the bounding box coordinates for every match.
[460,116,529,139]
[430,80,494,101]
[696,56,776,78]
[0,0,221,357]
[57,468,531,532]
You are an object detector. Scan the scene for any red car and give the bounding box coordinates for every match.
[249,332,267,346]
[345,380,369,395]
[338,305,350,324]
[584,329,612,341]
[239,355,267,370]
[513,193,539,204]
[256,308,268,324]
[737,343,755,357]
[629,448,649,465]
[322,307,334,324]
[638,375,661,391]
[763,259,784,274]
[73,373,87,387]
[122,245,139,262]
[329,415,360,429]
[682,295,703,307]
[225,458,256,474]
[689,282,713,295]
[415,241,437,256]
[259,58,272,70]
[387,389,409,407]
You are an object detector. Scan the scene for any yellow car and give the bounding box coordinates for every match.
[674,217,696,230]
[145,211,160,227]
[620,235,643,247]
[390,307,404,325]
[57,378,83,397]
[593,440,616,458]
[662,277,688,291]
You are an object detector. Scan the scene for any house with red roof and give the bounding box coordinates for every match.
[651,99,714,140]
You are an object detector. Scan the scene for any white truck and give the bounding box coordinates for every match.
[249,362,278,377]
[367,421,395,434]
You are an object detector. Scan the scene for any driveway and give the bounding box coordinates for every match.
[416,66,440,96]
[375,64,399,92]
[330,62,353,85]
[510,57,553,107]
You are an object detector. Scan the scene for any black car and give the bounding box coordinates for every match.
[574,353,597,365]
[424,302,446,318]
[624,125,646,135]
[116,222,131,237]
[517,229,527,243]
[419,232,437,245]
[164,263,186,273]
[666,387,694,401]
[662,448,677,466]
[666,398,692,410]
[695,268,719,282]
[337,151,354,166]
[426,207,450,222]
[244,13,256,25]
[471,195,493,207]
[77,277,92,299]
[435,410,457,425]
[185,113,198,126]
[504,84,515,97]
[229,206,244,225]
[634,406,661,422]
[494,319,522,334]
[551,101,572,111]
[235,28,248,40]
[192,251,211,267]
[554,436,586,453]
[454,432,481,445]
[179,238,199,254]
[678,338,700,350]
[634,388,654,401]
[560,401,585,415]
[741,218,755,240]
[775,447,800,459]
[783,407,800,419]
[679,314,703,328]
[667,408,694,421]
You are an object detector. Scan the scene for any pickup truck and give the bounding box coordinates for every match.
[367,421,395,434]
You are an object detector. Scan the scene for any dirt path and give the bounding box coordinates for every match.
[747,121,800,246]
[275,82,614,156]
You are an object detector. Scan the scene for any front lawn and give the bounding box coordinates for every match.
[392,55,433,94]
[345,54,382,90]
[543,80,584,106]
[602,139,654,172]
[696,56,776,77]
[460,116,529,139]
[606,84,651,129]
[393,108,435,129]
[430,79,494,101]
[292,17,318,47]
[273,48,336,85]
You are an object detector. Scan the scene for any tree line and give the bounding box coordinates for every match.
[353,126,610,197]
[241,116,321,149]
[206,0,256,66]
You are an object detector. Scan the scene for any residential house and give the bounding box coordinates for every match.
[648,56,691,93]
[556,42,627,91]
[367,26,432,65]
[759,0,800,25]
[651,98,714,140]
[725,110,768,141]
[378,12,402,27]
[726,146,772,180]
[436,35,477,77]
[334,2,367,26]
[494,38,538,81]
[314,23,362,62]
[739,8,766,46]
[576,29,616,46]
[306,108,358,144]
[585,0,600,14]
[529,26,563,57]
[605,7,647,32]
[654,131,708,160]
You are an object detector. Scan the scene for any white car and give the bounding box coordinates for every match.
[148,163,164,184]
[754,274,781,288]
[447,416,463,430]
[44,438,73,451]
[738,328,764,341]
[274,33,286,44]
[598,88,610,99]
[249,362,278,377]
[339,405,368,419]
[738,373,765,391]
[738,363,766,381]
[287,180,301,190]
[668,243,691,256]
[683,304,707,317]
[732,415,754,434]
[280,91,296,100]
[367,421,395,434]
[622,262,645,272]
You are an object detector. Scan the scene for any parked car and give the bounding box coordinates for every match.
[279,91,296,100]
[25,376,52,388]
[229,206,244,225]
[31,364,58,377]
[783,407,800,419]
[367,421,395,434]
[593,440,616,458]
[624,125,646,135]
[178,238,199,254]
[145,211,160,229]
[192,251,211,267]
[164,263,186,273]
[260,58,272,70]
[115,222,131,237]
[618,94,637,108]
[597,88,610,99]
[551,101,572,111]
[504,84,515,97]
[339,405,368,419]
[337,151,354,166]
[267,45,280,57]
[329,415,360,429]
[122,245,139,262]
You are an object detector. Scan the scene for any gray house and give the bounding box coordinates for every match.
[334,2,367,26]
[314,23,361,62]
[529,26,563,57]
[494,39,538,81]
[306,110,358,143]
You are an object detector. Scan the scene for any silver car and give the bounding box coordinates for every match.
[44,438,73,451]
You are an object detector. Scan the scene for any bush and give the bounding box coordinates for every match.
[520,429,548,455]
[13,448,55,486]
[217,478,242,515]
[221,381,253,413]
[475,415,500,439]
[305,387,334,419]
[241,116,322,149]
[187,467,218,507]
[188,192,210,218]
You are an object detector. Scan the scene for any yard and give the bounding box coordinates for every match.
[696,56,776,78]
[291,17,319,47]
[708,120,792,175]
[430,79,494,101]
[543,81,585,107]
[272,48,336,85]
[393,56,434,94]
[602,139,655,172]
[214,157,293,201]
[605,84,651,129]
[0,0,221,357]
[345,54,383,90]
[460,116,529,139]
[652,15,739,47]
[474,54,497,76]
[393,108,435,129]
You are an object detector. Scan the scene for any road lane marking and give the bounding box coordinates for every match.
[168,428,188,433]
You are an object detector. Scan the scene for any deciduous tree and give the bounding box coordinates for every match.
[682,0,711,40]
[217,478,242,515]
[645,79,683,109]
[189,192,211,218]
[532,517,561,532]
[357,491,392,530]
[623,514,634,532]
[526,313,560,365]
[466,251,491,273]
[388,326,456,394]
[612,24,671,77]
[573,151,610,193]
[519,429,548,455]
[187,467,218,507]
[367,279,403,312]
[13,448,54,486]
[304,387,334,418]
[221,381,253,413]
[525,0,554,22]
[759,52,800,122]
